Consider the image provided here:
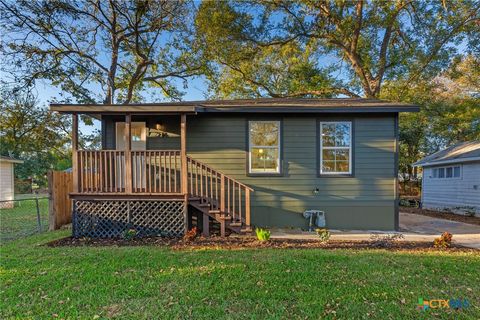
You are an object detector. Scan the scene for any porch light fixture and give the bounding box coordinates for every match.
[148,121,180,138]
[155,122,166,131]
[149,122,168,138]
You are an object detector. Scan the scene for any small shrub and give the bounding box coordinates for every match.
[123,228,137,240]
[454,206,477,217]
[465,210,476,217]
[442,207,453,214]
[184,227,198,242]
[315,228,330,242]
[433,232,453,248]
[399,198,419,208]
[255,228,271,241]
[369,233,404,248]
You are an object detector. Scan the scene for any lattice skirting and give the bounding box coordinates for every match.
[73,200,185,238]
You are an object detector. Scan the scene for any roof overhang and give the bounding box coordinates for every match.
[50,104,202,115]
[413,156,480,167]
[199,106,419,113]
[50,101,420,116]
[0,158,24,164]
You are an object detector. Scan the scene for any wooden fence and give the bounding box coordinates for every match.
[48,171,73,230]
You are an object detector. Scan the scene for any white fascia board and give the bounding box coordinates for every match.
[414,156,480,167]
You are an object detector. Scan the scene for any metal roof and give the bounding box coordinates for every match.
[50,98,420,115]
[413,141,480,167]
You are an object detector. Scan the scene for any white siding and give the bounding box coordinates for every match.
[0,162,14,201]
[422,161,480,213]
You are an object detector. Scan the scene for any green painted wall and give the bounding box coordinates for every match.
[103,114,397,230]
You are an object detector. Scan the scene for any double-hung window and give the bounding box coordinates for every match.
[248,120,281,174]
[319,121,352,175]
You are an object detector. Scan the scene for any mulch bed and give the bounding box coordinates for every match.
[46,236,476,252]
[402,207,480,226]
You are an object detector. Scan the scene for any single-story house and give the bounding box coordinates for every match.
[413,141,480,215]
[0,156,23,207]
[50,98,419,237]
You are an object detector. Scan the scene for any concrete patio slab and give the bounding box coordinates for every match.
[400,211,480,249]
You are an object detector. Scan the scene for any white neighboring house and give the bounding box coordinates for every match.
[0,156,23,204]
[413,141,480,215]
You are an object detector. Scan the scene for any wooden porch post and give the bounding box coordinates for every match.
[245,189,251,229]
[181,114,188,233]
[181,114,187,194]
[125,114,132,194]
[202,214,210,237]
[72,113,79,193]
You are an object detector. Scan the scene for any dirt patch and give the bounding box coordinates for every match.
[402,207,480,226]
[46,236,476,252]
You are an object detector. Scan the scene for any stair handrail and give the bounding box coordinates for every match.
[186,156,253,227]
[186,156,253,191]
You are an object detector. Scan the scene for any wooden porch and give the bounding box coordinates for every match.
[70,113,252,236]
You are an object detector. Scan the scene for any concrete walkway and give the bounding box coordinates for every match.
[270,212,480,249]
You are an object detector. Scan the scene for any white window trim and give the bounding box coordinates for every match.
[430,165,462,180]
[248,120,281,174]
[319,121,352,175]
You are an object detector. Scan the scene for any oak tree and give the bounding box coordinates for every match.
[0,0,202,104]
[196,0,480,98]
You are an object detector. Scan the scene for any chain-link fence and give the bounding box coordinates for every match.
[0,196,49,242]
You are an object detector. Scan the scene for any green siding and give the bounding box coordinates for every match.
[103,114,397,230]
[103,116,116,149]
[147,115,181,150]
[185,114,396,230]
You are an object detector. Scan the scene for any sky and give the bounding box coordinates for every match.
[34,75,209,135]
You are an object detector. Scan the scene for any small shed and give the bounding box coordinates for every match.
[0,156,23,203]
[413,141,480,215]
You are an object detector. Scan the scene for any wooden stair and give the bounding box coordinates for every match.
[188,194,253,236]
[186,156,253,236]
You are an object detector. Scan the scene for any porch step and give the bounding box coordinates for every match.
[185,155,253,236]
[198,203,210,207]
[229,222,242,227]
[189,201,251,235]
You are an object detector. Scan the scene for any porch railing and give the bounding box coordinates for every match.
[77,150,126,193]
[75,149,252,225]
[77,150,181,194]
[131,150,181,194]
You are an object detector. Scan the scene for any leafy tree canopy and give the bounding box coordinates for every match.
[0,0,203,104]
[196,0,480,98]
[0,86,99,187]
[382,55,480,179]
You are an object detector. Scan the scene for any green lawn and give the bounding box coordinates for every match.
[1,231,479,319]
[0,198,49,242]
